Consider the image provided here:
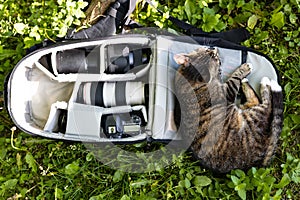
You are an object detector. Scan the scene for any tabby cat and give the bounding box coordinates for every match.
[174,47,283,173]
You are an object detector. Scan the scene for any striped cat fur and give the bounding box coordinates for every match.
[174,47,283,173]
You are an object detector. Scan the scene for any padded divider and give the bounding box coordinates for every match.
[151,37,179,140]
[64,67,151,140]
[245,52,278,98]
[44,101,68,132]
[65,103,148,141]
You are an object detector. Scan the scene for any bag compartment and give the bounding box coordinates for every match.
[6,35,155,141]
[6,34,280,142]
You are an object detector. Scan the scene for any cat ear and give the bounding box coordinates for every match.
[174,54,189,66]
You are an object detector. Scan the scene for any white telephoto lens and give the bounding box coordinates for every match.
[103,82,117,107]
[125,82,145,105]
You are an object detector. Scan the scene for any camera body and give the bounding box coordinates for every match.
[102,110,146,138]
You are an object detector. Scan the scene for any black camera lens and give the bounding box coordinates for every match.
[106,48,151,74]
[56,47,100,74]
[56,49,87,73]
[57,109,68,133]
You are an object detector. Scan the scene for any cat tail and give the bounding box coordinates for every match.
[263,80,284,166]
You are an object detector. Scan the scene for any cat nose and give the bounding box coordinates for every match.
[207,47,217,54]
[206,47,218,58]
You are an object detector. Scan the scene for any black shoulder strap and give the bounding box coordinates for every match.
[27,0,135,54]
[66,0,131,39]
[146,0,250,44]
[209,28,251,44]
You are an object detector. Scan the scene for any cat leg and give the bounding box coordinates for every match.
[239,78,260,109]
[243,77,272,117]
[259,77,272,104]
[249,77,282,166]
[263,79,283,166]
[224,63,253,103]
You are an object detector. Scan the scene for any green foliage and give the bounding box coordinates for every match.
[0,0,299,199]
[0,0,88,91]
[25,152,38,173]
[134,0,297,33]
[0,0,87,48]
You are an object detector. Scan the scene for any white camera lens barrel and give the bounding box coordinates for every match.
[77,81,145,107]
[103,81,145,107]
[76,82,103,106]
[78,82,92,104]
[125,81,145,106]
[103,82,117,107]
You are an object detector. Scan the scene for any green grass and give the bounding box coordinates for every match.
[0,0,299,199]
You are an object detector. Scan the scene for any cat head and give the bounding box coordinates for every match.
[174,47,221,82]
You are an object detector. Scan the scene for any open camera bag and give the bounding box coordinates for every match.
[4,0,280,143]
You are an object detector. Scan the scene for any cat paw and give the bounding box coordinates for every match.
[261,77,271,87]
[242,78,248,83]
[239,63,252,76]
[270,80,282,92]
[246,63,253,72]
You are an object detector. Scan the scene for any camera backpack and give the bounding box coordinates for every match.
[4,0,280,143]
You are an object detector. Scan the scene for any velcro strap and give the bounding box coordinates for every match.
[108,7,118,18]
[107,1,127,22]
